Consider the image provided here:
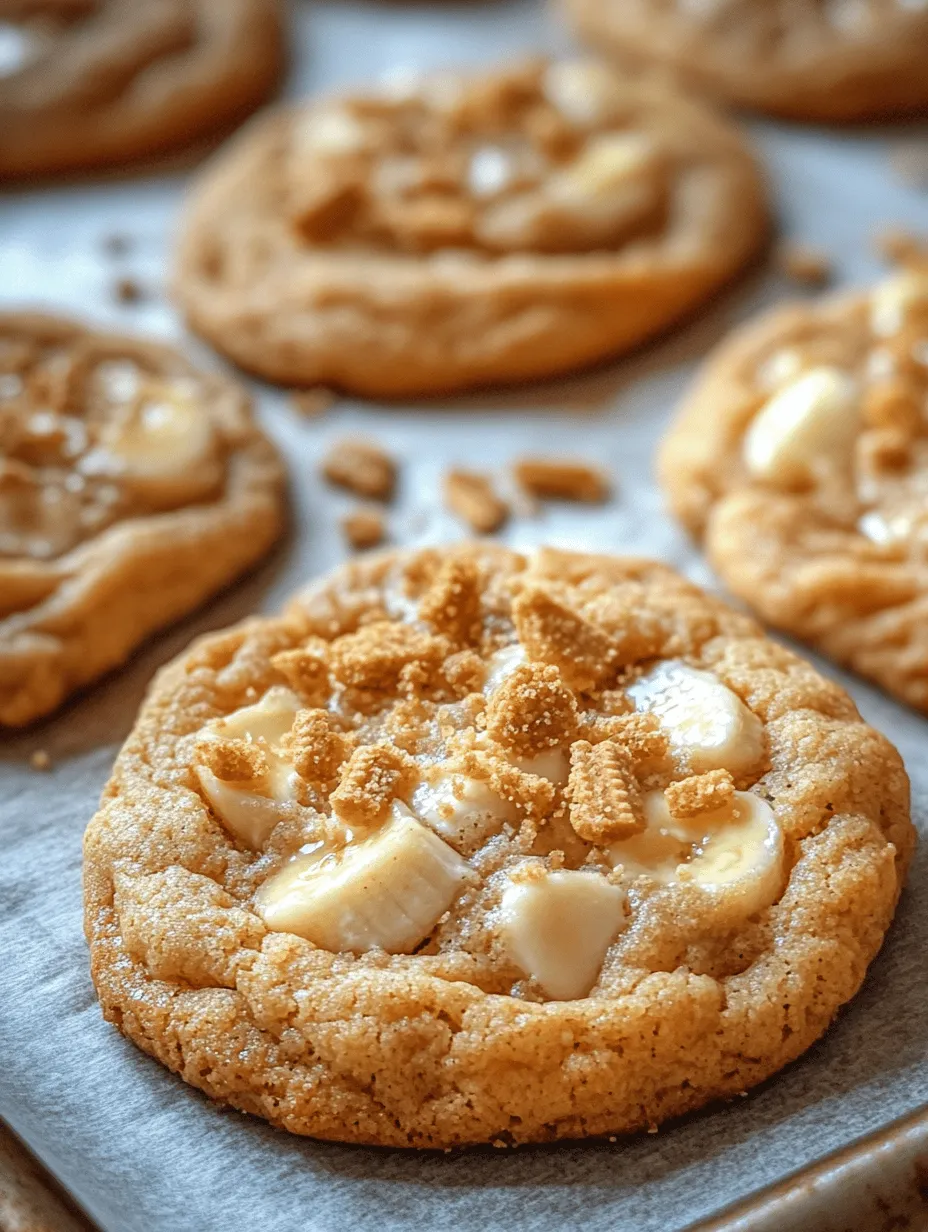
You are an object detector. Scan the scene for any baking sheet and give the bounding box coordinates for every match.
[1,2,927,1229]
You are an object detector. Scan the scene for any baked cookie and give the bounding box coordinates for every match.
[173,59,767,396]
[659,262,928,712]
[560,0,928,122]
[0,0,284,179]
[0,312,285,726]
[83,544,913,1147]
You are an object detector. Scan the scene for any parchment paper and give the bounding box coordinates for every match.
[1,2,927,1229]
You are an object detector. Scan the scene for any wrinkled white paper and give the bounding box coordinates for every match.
[1,3,927,1228]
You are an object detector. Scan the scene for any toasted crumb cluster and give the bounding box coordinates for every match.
[660,256,928,712]
[513,456,610,503]
[444,469,510,534]
[84,545,913,1149]
[322,437,396,500]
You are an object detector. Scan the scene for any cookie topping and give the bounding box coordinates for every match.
[329,744,417,827]
[511,586,615,691]
[485,662,579,756]
[664,768,735,819]
[567,738,645,843]
[499,868,627,1000]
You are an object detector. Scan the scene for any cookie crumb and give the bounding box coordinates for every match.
[567,739,645,843]
[288,709,350,784]
[271,641,330,706]
[330,744,416,825]
[665,769,735,819]
[419,558,482,644]
[888,143,928,192]
[486,662,579,756]
[322,437,396,500]
[341,506,386,551]
[113,275,144,305]
[513,457,611,503]
[776,241,832,288]
[444,469,509,534]
[874,225,924,267]
[512,586,614,692]
[29,749,51,771]
[197,736,268,784]
[291,387,336,417]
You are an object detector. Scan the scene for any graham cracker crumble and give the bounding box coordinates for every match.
[322,437,396,500]
[567,739,645,843]
[444,469,509,534]
[329,743,417,825]
[418,559,483,645]
[196,736,269,784]
[513,457,611,503]
[341,506,386,551]
[511,586,614,691]
[329,621,447,690]
[452,746,554,818]
[271,641,331,705]
[486,662,579,756]
[665,769,735,819]
[286,709,351,784]
[776,241,832,288]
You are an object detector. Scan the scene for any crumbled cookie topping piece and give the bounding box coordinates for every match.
[419,558,483,644]
[512,456,611,503]
[329,621,446,690]
[567,738,645,843]
[665,768,735,820]
[322,437,396,500]
[286,709,351,785]
[453,747,555,819]
[329,744,418,827]
[444,469,509,534]
[196,735,269,785]
[341,505,386,551]
[485,662,579,756]
[29,748,51,771]
[511,586,614,691]
[271,641,331,706]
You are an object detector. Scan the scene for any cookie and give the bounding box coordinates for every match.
[83,544,913,1147]
[560,0,928,122]
[0,312,285,726]
[659,262,928,712]
[172,59,767,396]
[0,0,283,179]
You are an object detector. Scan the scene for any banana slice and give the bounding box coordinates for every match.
[256,801,472,953]
[609,789,783,916]
[499,869,626,1000]
[743,366,858,485]
[411,773,517,843]
[628,661,764,778]
[195,687,303,848]
[99,382,220,508]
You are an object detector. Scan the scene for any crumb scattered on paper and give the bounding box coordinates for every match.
[444,469,509,533]
[29,750,51,771]
[322,437,396,500]
[341,506,386,550]
[513,457,611,503]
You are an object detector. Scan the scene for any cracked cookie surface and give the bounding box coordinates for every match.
[0,312,285,726]
[0,0,283,178]
[561,0,928,122]
[173,58,766,396]
[659,262,928,713]
[83,544,913,1147]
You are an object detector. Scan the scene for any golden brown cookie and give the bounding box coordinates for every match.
[83,544,913,1148]
[0,312,285,726]
[172,59,767,396]
[0,0,284,179]
[560,0,928,122]
[659,261,928,712]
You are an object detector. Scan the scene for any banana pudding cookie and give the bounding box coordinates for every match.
[0,312,284,726]
[561,0,928,122]
[83,545,913,1147]
[173,59,766,396]
[660,262,928,712]
[0,0,283,179]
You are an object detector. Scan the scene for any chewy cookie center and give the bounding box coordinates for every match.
[741,266,928,548]
[286,60,670,256]
[191,556,785,1001]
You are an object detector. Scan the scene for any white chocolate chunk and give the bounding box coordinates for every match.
[870,270,928,338]
[411,773,516,841]
[609,790,783,915]
[484,643,526,692]
[195,688,303,848]
[555,132,657,199]
[743,366,859,484]
[101,387,215,480]
[542,61,627,126]
[500,869,626,1000]
[256,802,472,953]
[628,661,764,778]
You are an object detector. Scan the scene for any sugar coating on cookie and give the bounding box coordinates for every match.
[83,545,913,1147]
[660,260,928,712]
[561,0,928,121]
[0,0,283,178]
[174,58,766,395]
[0,313,284,726]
